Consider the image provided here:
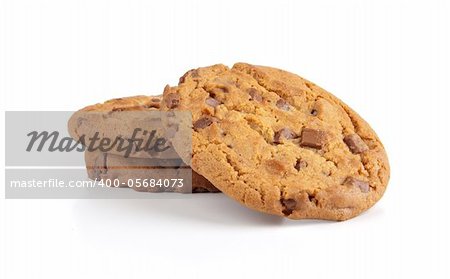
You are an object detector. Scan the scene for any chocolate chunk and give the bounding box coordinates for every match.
[344,134,369,154]
[191,70,200,78]
[178,69,199,84]
[300,128,327,149]
[273,128,296,144]
[193,116,216,130]
[179,72,189,84]
[205,97,221,107]
[248,88,262,102]
[307,193,317,205]
[276,99,290,111]
[344,177,370,193]
[165,93,180,109]
[294,159,308,171]
[281,198,297,215]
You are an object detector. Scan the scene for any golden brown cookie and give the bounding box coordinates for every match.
[67,95,178,159]
[162,63,390,221]
[68,95,162,154]
[69,95,218,193]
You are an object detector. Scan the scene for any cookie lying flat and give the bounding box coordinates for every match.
[68,95,218,193]
[162,63,390,221]
[85,150,219,193]
[68,95,179,159]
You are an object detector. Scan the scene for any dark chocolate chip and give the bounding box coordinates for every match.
[311,109,318,116]
[344,177,370,193]
[165,93,180,109]
[344,134,369,154]
[276,99,290,111]
[205,97,221,107]
[281,198,297,215]
[308,193,318,205]
[294,159,308,171]
[300,128,327,149]
[193,116,216,130]
[248,88,263,102]
[273,128,296,144]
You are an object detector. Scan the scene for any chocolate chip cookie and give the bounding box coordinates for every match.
[162,63,390,220]
[68,95,181,159]
[68,95,219,193]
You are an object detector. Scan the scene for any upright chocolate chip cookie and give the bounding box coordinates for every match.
[162,63,390,221]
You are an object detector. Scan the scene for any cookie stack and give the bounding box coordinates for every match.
[69,63,390,221]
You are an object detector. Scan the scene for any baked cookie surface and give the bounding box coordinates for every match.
[69,95,218,193]
[68,95,162,147]
[68,95,181,159]
[162,63,390,220]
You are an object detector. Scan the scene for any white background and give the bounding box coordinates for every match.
[1,0,449,278]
